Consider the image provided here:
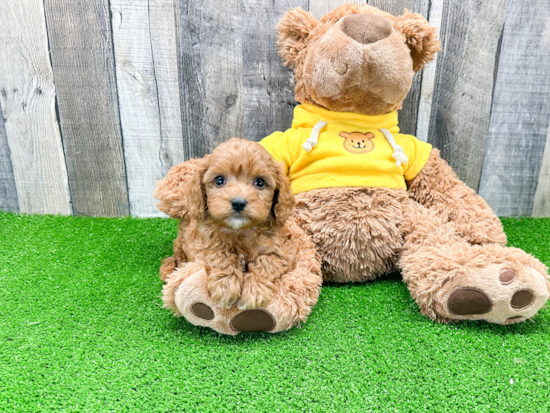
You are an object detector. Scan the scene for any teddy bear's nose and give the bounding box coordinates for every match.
[340,13,393,44]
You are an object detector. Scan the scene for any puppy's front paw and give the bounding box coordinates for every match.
[238,279,274,310]
[208,277,242,309]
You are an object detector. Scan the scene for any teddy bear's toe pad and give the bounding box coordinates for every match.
[231,309,276,332]
[499,269,517,285]
[510,290,534,308]
[190,303,215,320]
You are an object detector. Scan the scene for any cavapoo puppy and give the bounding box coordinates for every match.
[161,138,297,311]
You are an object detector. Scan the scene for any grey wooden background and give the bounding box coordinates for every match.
[0,0,549,217]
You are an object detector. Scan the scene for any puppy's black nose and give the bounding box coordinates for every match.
[231,197,247,212]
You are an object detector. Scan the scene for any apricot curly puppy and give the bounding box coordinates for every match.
[157,139,321,334]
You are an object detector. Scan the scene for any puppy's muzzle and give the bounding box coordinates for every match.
[230,197,247,213]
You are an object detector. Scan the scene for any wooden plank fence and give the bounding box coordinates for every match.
[0,0,549,217]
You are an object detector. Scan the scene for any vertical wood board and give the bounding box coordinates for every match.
[533,123,550,217]
[0,104,19,212]
[44,0,129,217]
[0,0,71,215]
[148,0,187,170]
[478,0,550,216]
[415,0,443,142]
[428,0,508,190]
[111,0,185,217]
[176,0,244,158]
[242,0,308,142]
[308,0,367,18]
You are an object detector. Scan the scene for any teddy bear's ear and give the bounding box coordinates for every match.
[393,10,440,72]
[276,7,319,68]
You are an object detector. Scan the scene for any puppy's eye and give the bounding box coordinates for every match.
[254,178,266,188]
[214,176,225,186]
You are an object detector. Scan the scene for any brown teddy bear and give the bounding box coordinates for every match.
[156,3,549,333]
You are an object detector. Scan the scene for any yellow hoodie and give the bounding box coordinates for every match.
[259,103,432,195]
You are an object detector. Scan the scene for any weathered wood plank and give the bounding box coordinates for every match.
[533,123,550,217]
[176,0,244,158]
[415,0,443,142]
[369,0,430,136]
[428,0,508,190]
[44,0,129,217]
[308,0,366,18]
[0,0,71,215]
[242,0,308,142]
[478,0,550,216]
[148,0,187,169]
[110,0,185,217]
[0,104,19,212]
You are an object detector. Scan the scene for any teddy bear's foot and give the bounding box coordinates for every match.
[435,262,549,324]
[402,242,550,325]
[400,200,549,325]
[165,267,309,335]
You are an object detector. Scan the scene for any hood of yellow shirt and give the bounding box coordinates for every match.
[291,103,400,134]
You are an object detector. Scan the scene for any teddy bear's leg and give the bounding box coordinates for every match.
[407,148,507,246]
[162,227,322,335]
[399,199,550,324]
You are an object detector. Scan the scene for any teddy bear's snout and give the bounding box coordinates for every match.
[340,13,392,45]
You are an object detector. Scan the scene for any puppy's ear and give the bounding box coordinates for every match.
[154,158,202,219]
[393,10,440,72]
[271,162,295,226]
[276,7,319,68]
[186,157,209,221]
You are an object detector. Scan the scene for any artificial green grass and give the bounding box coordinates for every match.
[1,212,549,412]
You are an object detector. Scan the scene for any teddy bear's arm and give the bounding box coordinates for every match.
[407,148,507,246]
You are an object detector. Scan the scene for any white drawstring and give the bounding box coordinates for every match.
[302,120,327,152]
[380,128,408,166]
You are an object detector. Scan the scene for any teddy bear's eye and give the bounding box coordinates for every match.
[351,140,354,143]
[214,176,225,186]
[362,140,364,143]
[254,178,266,188]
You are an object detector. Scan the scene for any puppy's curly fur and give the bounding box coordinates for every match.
[158,138,297,311]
